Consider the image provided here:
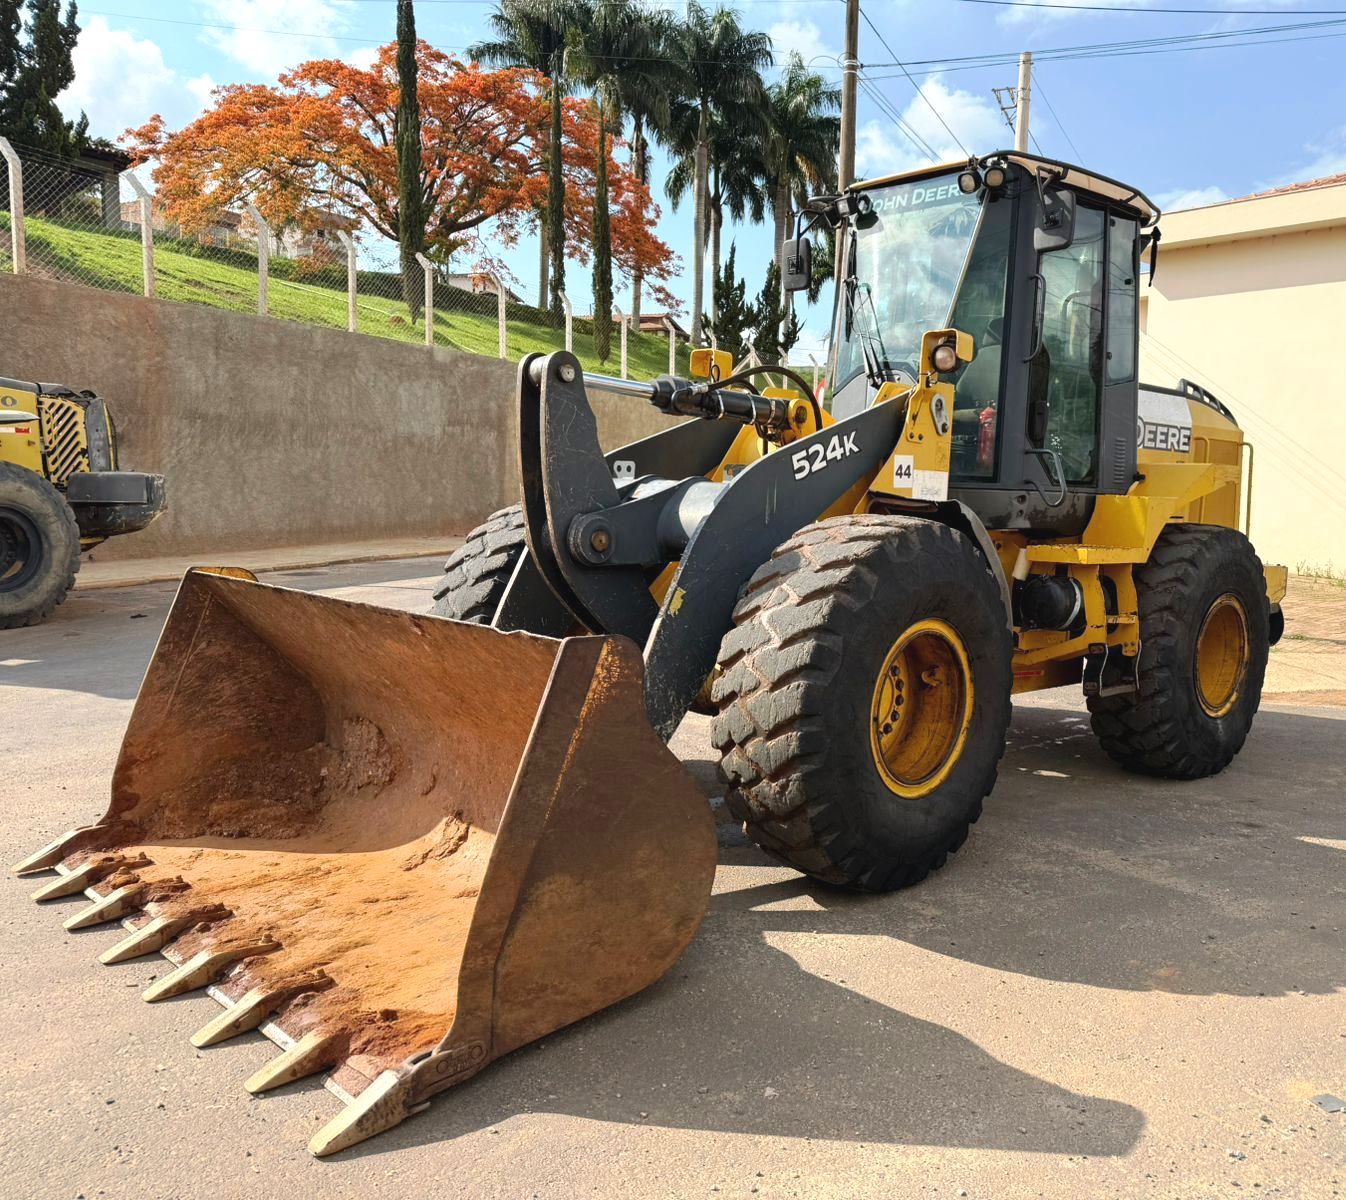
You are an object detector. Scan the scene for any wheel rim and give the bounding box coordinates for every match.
[0,506,44,593]
[1195,592,1249,718]
[870,618,974,799]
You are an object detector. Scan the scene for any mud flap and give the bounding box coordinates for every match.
[14,568,715,1156]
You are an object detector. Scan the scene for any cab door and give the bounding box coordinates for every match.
[1030,203,1139,500]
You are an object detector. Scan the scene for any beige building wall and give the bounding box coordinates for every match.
[1140,179,1346,573]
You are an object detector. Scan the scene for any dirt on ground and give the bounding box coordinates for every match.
[1263,574,1346,705]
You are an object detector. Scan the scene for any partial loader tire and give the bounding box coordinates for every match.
[711,514,1013,892]
[1088,524,1268,779]
[0,463,81,629]
[431,505,525,624]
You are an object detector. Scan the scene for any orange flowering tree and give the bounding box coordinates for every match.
[125,43,679,315]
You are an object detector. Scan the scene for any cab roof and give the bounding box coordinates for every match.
[853,150,1160,226]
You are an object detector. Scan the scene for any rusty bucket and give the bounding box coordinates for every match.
[14,568,715,1155]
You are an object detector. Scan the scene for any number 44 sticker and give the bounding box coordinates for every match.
[791,431,860,480]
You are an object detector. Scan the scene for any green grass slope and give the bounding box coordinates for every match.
[20,217,688,379]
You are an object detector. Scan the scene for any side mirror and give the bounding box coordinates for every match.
[1033,185,1076,253]
[781,236,812,293]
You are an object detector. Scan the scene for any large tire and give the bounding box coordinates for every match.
[711,514,1013,892]
[430,505,526,624]
[1088,523,1268,779]
[0,463,81,629]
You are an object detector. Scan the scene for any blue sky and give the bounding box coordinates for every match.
[56,0,1346,352]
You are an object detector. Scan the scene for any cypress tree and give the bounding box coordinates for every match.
[394,0,426,324]
[0,0,88,157]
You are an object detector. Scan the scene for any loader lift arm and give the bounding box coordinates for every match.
[513,350,904,738]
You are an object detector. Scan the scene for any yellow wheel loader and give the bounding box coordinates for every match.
[15,151,1286,1155]
[0,378,166,626]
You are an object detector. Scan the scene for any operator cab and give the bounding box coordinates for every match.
[818,152,1158,536]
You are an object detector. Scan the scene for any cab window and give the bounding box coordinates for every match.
[1036,203,1106,483]
[1106,215,1138,385]
[947,191,1013,481]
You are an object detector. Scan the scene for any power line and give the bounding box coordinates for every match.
[857,73,941,160]
[861,16,1346,77]
[865,14,1346,67]
[950,0,1346,14]
[1032,73,1084,160]
[858,4,968,155]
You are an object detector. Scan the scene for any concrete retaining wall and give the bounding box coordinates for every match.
[2,276,673,560]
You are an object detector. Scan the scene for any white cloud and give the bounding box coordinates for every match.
[1276,125,1346,183]
[768,19,839,68]
[856,75,1007,176]
[58,16,215,140]
[196,0,357,79]
[345,46,380,73]
[1155,185,1230,212]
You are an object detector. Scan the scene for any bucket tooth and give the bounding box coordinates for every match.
[12,828,92,876]
[31,853,149,902]
[308,1070,412,1157]
[245,1030,344,1095]
[190,972,333,1048]
[63,884,144,930]
[98,906,231,965]
[143,940,281,1002]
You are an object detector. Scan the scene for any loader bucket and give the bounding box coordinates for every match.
[14,568,715,1156]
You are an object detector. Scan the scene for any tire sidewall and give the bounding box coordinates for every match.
[1148,531,1268,763]
[0,466,80,626]
[817,530,1012,865]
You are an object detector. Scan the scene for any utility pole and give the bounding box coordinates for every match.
[838,0,860,191]
[1014,51,1032,153]
[834,0,860,287]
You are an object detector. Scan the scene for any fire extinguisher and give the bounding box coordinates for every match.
[978,406,996,470]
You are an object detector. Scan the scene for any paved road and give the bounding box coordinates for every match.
[2,560,1343,1199]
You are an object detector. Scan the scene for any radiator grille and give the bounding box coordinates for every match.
[39,395,90,486]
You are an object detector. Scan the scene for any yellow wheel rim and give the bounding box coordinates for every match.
[870,618,974,799]
[1195,592,1249,718]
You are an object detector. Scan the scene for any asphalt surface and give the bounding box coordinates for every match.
[2,559,1343,1199]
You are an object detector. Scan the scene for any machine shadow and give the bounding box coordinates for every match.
[710,702,1346,1000]
[362,923,1145,1159]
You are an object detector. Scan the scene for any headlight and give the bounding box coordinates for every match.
[931,341,959,373]
[957,169,981,195]
[983,164,1007,189]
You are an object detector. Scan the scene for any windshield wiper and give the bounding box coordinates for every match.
[842,236,888,388]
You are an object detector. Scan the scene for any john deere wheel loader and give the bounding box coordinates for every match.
[0,378,166,626]
[15,152,1286,1155]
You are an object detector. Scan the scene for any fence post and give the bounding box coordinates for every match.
[489,272,506,359]
[243,201,269,315]
[663,316,677,375]
[614,304,628,379]
[559,290,573,352]
[415,252,434,346]
[122,170,155,298]
[0,136,26,274]
[808,353,820,390]
[336,230,357,332]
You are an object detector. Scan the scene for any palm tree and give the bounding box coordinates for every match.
[611,5,682,327]
[764,52,840,297]
[574,0,683,358]
[666,106,766,313]
[472,0,575,320]
[669,3,772,346]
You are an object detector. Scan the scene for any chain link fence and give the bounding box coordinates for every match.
[0,137,687,378]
